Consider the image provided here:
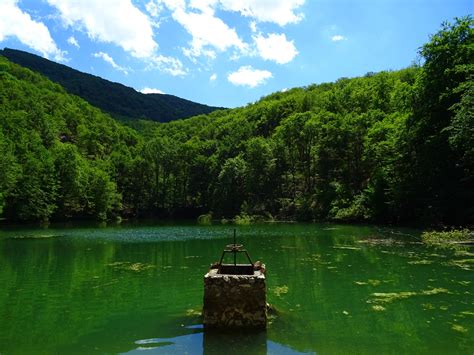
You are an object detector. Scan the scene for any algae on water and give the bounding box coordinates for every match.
[455,259,474,264]
[408,260,433,265]
[332,246,362,250]
[371,305,386,312]
[454,250,474,257]
[355,279,391,286]
[13,234,61,239]
[186,309,202,317]
[368,288,450,304]
[108,261,156,272]
[421,229,472,250]
[273,285,289,297]
[445,259,474,271]
[451,324,468,333]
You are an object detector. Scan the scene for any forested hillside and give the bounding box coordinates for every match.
[0,48,222,122]
[0,18,472,225]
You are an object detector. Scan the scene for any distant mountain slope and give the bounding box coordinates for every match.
[0,48,223,122]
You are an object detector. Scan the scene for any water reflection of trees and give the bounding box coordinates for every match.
[0,237,211,353]
[0,224,471,354]
[258,227,470,354]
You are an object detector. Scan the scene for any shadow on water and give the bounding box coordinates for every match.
[67,311,295,355]
[202,328,268,355]
[124,328,269,355]
[125,327,307,355]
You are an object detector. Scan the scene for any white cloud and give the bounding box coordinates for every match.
[227,65,272,88]
[189,0,219,14]
[172,7,247,59]
[249,21,257,33]
[210,73,217,81]
[145,0,163,17]
[140,87,165,94]
[67,36,79,48]
[254,33,298,64]
[220,0,305,26]
[155,1,303,63]
[46,0,157,58]
[47,0,187,76]
[147,55,187,76]
[159,0,186,12]
[0,0,65,61]
[145,0,164,28]
[182,46,216,61]
[93,52,129,74]
[331,35,346,41]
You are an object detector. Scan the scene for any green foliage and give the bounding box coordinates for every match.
[0,18,472,225]
[0,56,132,221]
[9,149,58,221]
[329,192,373,222]
[86,167,121,220]
[448,77,474,172]
[234,213,252,225]
[400,16,474,224]
[0,48,221,123]
[197,213,212,225]
[214,156,247,217]
[0,132,20,214]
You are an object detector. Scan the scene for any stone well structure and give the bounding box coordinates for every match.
[203,267,266,328]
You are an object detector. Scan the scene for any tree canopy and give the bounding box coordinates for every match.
[0,48,222,123]
[0,17,472,226]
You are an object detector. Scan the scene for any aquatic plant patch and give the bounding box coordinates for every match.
[368,288,450,305]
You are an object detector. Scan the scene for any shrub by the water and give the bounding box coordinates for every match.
[197,213,213,225]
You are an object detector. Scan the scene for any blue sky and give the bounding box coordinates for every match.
[0,0,472,108]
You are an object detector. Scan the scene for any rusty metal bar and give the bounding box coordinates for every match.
[233,229,236,266]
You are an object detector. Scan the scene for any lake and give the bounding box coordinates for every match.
[0,222,472,354]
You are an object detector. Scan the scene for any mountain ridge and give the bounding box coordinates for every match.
[0,48,224,123]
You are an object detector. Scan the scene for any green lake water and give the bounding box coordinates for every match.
[0,222,472,354]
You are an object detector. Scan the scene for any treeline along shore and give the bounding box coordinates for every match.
[0,17,472,226]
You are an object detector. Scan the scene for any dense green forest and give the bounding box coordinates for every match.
[0,18,472,225]
[0,48,221,123]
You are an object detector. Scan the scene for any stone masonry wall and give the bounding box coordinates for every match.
[203,269,266,328]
